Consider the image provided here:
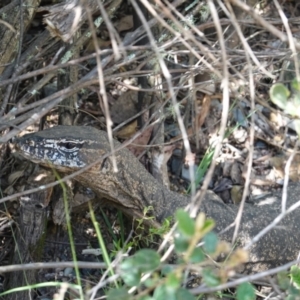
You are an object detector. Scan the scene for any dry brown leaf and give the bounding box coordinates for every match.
[152,144,176,188]
[223,160,233,177]
[196,94,211,129]
[85,37,111,54]
[126,125,154,157]
[115,120,137,139]
[184,152,196,167]
[8,170,25,185]
[269,156,285,168]
[110,90,139,124]
[179,95,211,148]
[243,155,274,186]
[231,185,244,205]
[230,162,243,185]
[270,154,300,182]
[270,156,289,180]
[115,15,133,32]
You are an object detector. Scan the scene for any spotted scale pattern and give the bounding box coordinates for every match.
[15,136,86,168]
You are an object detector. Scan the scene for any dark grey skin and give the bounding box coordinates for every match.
[14,126,300,273]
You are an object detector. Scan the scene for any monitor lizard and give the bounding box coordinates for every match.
[13,125,300,273]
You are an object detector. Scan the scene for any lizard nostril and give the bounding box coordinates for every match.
[28,140,35,146]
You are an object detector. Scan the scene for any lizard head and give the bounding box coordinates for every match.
[14,126,108,171]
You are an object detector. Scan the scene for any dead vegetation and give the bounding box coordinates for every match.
[1,0,300,299]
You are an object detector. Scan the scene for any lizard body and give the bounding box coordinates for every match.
[14,126,300,273]
[14,126,202,223]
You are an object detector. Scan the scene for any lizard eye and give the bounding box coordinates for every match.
[63,142,78,149]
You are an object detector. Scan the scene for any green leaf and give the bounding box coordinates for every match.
[200,218,215,236]
[107,287,131,300]
[120,249,160,286]
[191,149,215,191]
[120,251,159,286]
[134,249,161,273]
[176,288,196,300]
[189,247,205,263]
[291,78,300,92]
[287,285,300,297]
[277,271,290,290]
[202,269,220,287]
[161,264,175,276]
[119,258,141,286]
[166,273,181,289]
[285,101,297,116]
[153,285,176,300]
[236,282,255,300]
[270,83,290,110]
[203,232,218,254]
[175,209,195,237]
[291,265,300,289]
[144,278,156,288]
[140,297,154,300]
[174,233,189,253]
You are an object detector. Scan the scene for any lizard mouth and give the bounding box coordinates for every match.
[14,141,53,166]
